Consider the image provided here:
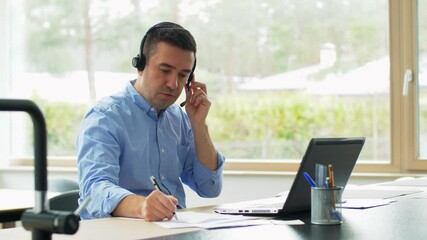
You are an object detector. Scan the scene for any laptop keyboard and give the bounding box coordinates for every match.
[241,197,285,208]
[248,202,283,208]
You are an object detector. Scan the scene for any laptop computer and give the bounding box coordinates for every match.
[214,137,365,216]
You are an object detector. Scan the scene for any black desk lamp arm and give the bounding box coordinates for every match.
[0,99,47,203]
[0,99,79,239]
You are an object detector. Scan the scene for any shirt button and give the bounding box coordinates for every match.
[161,175,165,180]
[161,148,165,153]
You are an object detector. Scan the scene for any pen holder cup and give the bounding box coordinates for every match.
[311,186,343,225]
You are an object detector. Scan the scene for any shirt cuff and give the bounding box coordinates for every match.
[91,187,134,218]
[193,151,225,185]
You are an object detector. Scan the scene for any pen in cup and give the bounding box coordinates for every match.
[303,172,316,187]
[328,164,335,188]
[149,176,179,220]
[327,164,337,211]
[315,164,327,188]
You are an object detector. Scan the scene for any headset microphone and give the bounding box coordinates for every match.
[179,58,196,107]
[179,81,193,107]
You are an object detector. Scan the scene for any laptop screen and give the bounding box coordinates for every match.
[281,137,365,214]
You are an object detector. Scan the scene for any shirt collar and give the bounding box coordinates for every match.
[125,79,166,117]
[125,79,152,113]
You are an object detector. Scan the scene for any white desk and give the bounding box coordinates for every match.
[0,189,58,227]
[1,197,427,240]
[0,207,207,240]
[1,178,427,239]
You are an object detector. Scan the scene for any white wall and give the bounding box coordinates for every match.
[0,168,401,208]
[0,0,11,167]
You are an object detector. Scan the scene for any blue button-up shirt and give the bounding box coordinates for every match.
[76,80,224,220]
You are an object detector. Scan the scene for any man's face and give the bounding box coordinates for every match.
[137,42,195,112]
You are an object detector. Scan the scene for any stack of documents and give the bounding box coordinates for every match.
[154,211,303,229]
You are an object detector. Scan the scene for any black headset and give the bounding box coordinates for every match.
[131,22,196,87]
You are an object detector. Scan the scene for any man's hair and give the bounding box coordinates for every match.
[143,23,197,63]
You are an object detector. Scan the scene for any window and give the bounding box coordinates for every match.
[0,0,424,173]
[418,0,427,159]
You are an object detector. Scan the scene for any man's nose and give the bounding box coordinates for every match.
[165,74,179,89]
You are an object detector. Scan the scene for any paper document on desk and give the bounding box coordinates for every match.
[343,188,422,199]
[378,177,427,187]
[340,199,395,209]
[154,211,303,229]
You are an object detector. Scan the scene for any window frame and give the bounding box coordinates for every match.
[401,0,427,170]
[224,0,426,174]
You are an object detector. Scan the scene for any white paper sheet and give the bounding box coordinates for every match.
[153,211,304,229]
[340,199,395,209]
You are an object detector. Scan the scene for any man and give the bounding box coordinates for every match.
[76,22,224,221]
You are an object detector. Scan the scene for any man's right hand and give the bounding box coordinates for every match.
[112,191,178,221]
[141,190,178,221]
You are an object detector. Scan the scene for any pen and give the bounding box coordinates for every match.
[149,176,178,220]
[327,164,337,210]
[303,172,316,187]
[328,164,335,188]
[315,163,327,188]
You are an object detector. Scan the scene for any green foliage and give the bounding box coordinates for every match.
[26,90,391,160]
[208,92,390,159]
[31,94,88,155]
[24,0,390,85]
[26,0,84,73]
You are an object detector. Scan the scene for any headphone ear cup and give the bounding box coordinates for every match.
[132,54,147,71]
[131,55,139,68]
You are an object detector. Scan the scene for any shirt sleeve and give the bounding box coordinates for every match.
[177,107,225,198]
[191,151,225,198]
[76,108,133,219]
